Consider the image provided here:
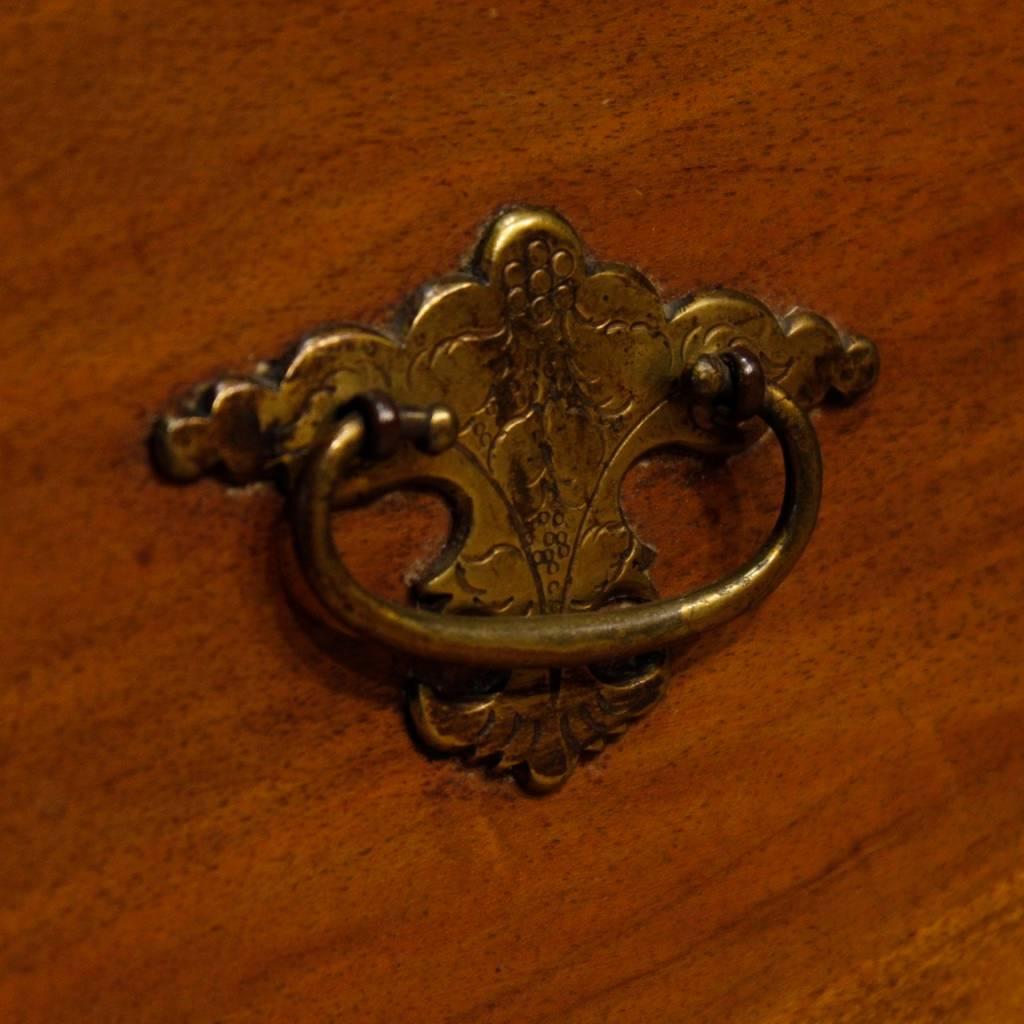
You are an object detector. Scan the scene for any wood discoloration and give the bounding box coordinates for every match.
[1,1,1023,1021]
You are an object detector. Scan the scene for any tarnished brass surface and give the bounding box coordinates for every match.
[153,207,878,790]
[293,382,821,668]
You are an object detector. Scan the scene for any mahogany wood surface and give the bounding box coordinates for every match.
[2,1,1023,1021]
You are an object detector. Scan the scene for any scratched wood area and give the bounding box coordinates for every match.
[2,1,1023,1021]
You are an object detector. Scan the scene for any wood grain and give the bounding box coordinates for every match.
[2,1,1023,1021]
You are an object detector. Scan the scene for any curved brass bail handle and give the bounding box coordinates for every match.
[292,379,822,670]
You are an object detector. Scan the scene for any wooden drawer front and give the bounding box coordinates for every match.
[2,2,1022,1022]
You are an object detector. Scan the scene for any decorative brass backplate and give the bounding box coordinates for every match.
[153,207,877,790]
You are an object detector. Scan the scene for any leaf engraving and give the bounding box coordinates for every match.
[153,207,878,790]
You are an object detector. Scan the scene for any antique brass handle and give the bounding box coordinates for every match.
[153,206,878,789]
[292,367,821,670]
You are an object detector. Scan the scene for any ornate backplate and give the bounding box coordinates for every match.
[153,207,878,790]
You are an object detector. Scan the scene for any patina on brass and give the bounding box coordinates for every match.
[153,207,879,791]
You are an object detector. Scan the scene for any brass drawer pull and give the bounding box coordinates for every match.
[153,207,878,790]
[293,372,820,669]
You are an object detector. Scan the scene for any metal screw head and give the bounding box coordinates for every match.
[686,347,766,423]
[688,354,731,401]
[422,404,459,453]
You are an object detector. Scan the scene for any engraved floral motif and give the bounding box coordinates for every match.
[154,207,877,790]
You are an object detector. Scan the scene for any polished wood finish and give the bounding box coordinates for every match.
[2,1,1023,1021]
